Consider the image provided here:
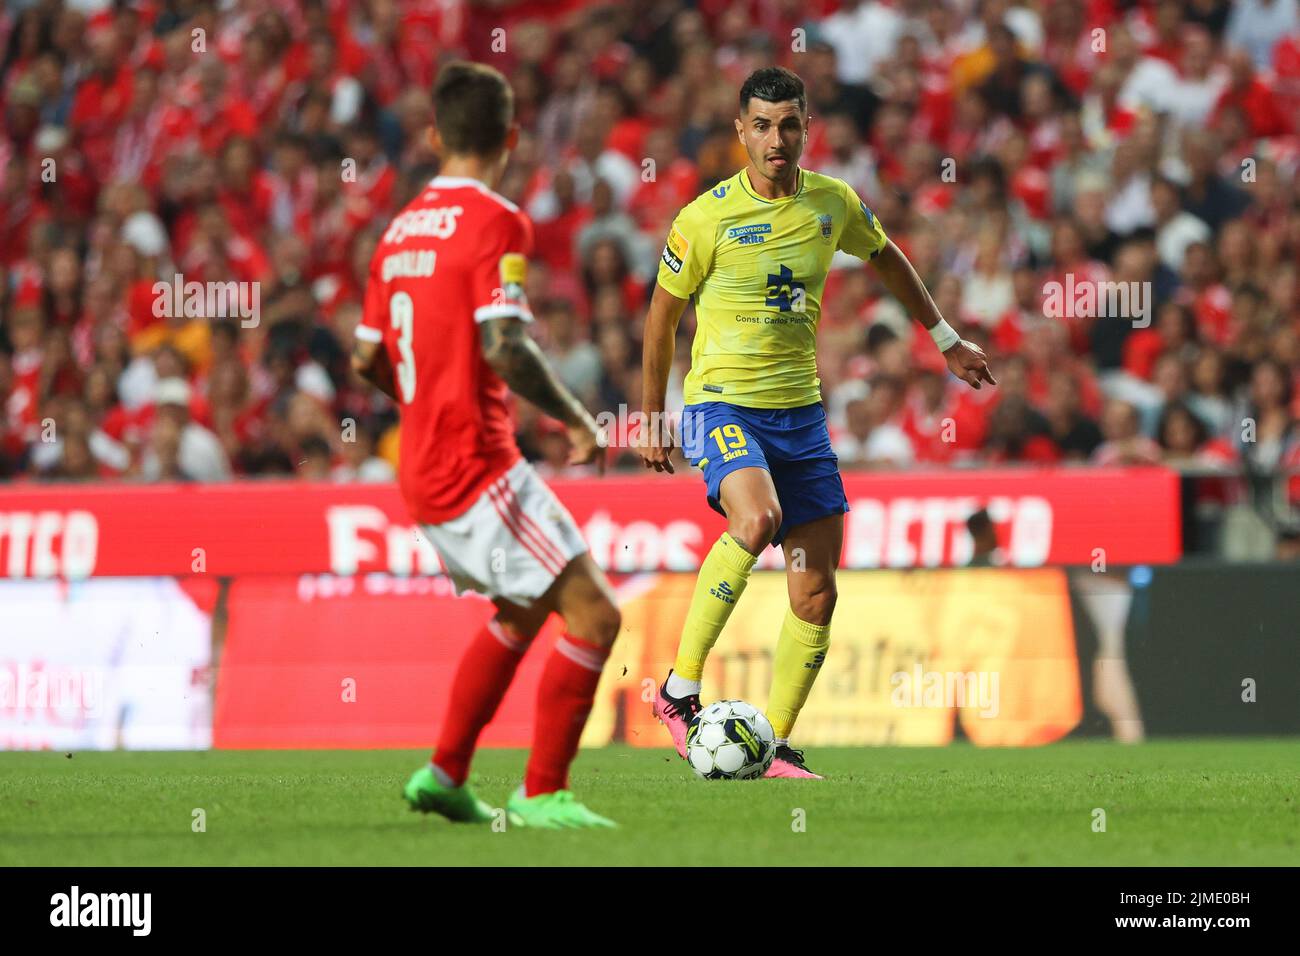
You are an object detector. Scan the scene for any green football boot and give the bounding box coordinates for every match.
[506,788,617,829]
[402,765,495,823]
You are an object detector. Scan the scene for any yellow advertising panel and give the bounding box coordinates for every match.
[583,570,1081,747]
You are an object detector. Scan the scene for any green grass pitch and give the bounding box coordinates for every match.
[2,740,1297,866]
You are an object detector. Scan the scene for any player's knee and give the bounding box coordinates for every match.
[492,610,545,648]
[568,596,621,649]
[792,582,837,626]
[732,504,781,552]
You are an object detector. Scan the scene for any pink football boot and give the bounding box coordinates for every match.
[652,673,701,758]
[764,745,824,779]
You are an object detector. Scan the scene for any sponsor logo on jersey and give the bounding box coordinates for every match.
[499,252,527,285]
[662,225,689,274]
[382,205,464,244]
[728,223,771,245]
[712,184,731,198]
[702,383,724,393]
[764,264,806,311]
[818,213,833,241]
[498,252,528,303]
[381,250,437,281]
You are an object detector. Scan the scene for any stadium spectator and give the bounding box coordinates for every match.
[836,375,915,469]
[139,377,229,481]
[1093,398,1164,466]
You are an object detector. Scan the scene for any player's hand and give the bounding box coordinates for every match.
[636,410,676,475]
[945,340,997,390]
[567,413,607,475]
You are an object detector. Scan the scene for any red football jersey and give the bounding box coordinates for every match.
[358,175,533,524]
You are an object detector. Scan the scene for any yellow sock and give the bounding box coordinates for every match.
[673,532,758,681]
[767,608,831,739]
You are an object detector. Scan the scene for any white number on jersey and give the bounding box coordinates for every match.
[390,291,416,403]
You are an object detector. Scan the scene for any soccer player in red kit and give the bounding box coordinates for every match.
[351,62,619,829]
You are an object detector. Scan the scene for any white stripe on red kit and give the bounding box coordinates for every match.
[485,481,563,576]
[496,478,568,572]
[554,637,608,673]
[487,618,529,654]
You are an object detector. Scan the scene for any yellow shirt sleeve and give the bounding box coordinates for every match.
[656,201,715,298]
[837,182,889,260]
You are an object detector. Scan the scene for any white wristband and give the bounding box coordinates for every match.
[928,318,960,353]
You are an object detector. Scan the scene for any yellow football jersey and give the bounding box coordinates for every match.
[657,167,888,409]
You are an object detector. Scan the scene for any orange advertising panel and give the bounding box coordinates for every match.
[214,570,1080,749]
[602,569,1081,748]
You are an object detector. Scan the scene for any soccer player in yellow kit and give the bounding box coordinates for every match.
[637,67,996,777]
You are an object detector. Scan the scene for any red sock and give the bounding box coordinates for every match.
[432,619,529,786]
[524,634,610,796]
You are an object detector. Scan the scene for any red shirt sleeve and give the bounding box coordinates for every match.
[356,248,386,344]
[469,210,535,324]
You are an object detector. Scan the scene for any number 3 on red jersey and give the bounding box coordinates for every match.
[390,291,416,402]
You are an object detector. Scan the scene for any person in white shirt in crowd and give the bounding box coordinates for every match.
[1152,176,1212,272]
[1225,0,1300,69]
[140,378,231,481]
[835,376,916,469]
[1165,26,1229,127]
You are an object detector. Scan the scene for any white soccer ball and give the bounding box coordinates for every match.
[685,699,776,780]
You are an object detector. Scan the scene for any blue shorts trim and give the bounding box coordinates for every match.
[680,401,849,547]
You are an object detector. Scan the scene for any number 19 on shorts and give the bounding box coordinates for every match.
[709,424,750,463]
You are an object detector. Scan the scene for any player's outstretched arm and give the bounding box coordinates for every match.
[638,282,690,474]
[869,239,997,390]
[479,315,605,469]
[351,338,399,402]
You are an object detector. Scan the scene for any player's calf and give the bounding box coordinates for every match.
[523,555,620,803]
[790,579,837,626]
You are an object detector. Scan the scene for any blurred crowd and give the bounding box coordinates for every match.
[1,0,1299,499]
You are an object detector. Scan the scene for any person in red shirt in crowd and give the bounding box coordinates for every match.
[1124,302,1200,381]
[230,15,292,129]
[626,127,699,238]
[900,363,960,464]
[343,126,396,217]
[985,394,1062,464]
[217,137,278,239]
[1212,47,1294,138]
[530,167,592,273]
[68,26,134,177]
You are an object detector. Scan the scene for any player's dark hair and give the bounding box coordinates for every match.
[739,66,806,114]
[433,61,513,157]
